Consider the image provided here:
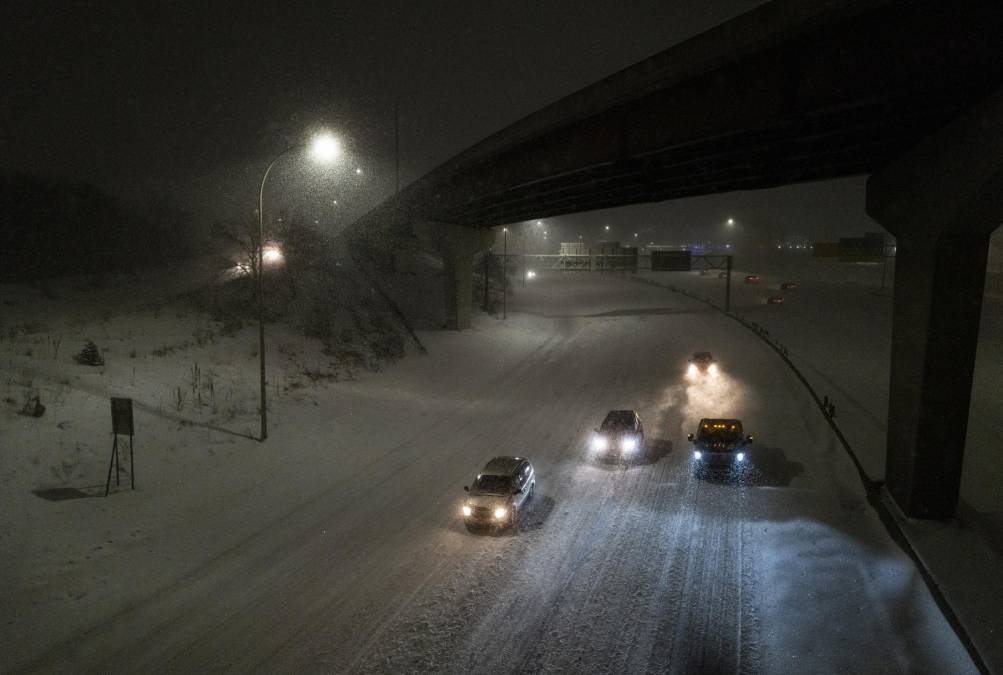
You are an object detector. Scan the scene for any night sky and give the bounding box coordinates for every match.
[3,1,878,239]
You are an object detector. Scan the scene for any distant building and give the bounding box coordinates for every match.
[775,234,813,250]
[589,240,637,271]
[812,242,840,258]
[839,232,885,261]
[812,232,892,261]
[559,242,588,256]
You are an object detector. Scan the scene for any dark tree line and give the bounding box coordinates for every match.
[1,174,200,282]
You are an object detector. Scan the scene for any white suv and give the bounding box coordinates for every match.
[462,457,536,530]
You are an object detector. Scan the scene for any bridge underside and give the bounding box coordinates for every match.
[390,1,1002,228]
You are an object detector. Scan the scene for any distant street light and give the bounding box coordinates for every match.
[604,224,611,231]
[256,131,340,441]
[727,218,735,227]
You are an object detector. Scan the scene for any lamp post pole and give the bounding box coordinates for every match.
[254,134,340,441]
[256,146,298,442]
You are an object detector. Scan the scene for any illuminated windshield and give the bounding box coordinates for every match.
[473,475,512,494]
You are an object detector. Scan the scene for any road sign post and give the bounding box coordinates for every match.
[106,397,135,496]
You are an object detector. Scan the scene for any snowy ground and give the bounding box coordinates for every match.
[1,272,977,673]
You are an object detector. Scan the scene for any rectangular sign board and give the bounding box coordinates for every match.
[111,397,134,436]
[651,250,692,271]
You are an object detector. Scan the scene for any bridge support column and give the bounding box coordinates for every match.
[867,89,1003,518]
[416,221,495,330]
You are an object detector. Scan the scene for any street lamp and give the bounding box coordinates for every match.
[256,131,340,441]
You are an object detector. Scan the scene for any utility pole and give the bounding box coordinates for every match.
[522,228,527,288]
[503,228,508,319]
[394,100,400,196]
[725,255,733,312]
[483,253,490,312]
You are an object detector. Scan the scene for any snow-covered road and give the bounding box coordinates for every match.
[12,273,976,673]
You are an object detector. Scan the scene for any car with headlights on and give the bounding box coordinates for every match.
[688,418,753,474]
[687,351,718,379]
[767,295,784,305]
[590,410,646,461]
[462,457,535,530]
[744,274,761,284]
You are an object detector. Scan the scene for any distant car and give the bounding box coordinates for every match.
[462,457,535,530]
[767,295,784,304]
[718,271,728,279]
[591,410,646,459]
[780,281,798,290]
[688,418,754,473]
[744,275,761,284]
[687,351,718,378]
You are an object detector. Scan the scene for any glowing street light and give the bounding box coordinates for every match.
[262,245,284,265]
[255,131,340,441]
[604,224,611,231]
[309,133,341,162]
[726,218,736,227]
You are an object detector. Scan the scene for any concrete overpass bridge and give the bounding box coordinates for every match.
[352,0,1003,519]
